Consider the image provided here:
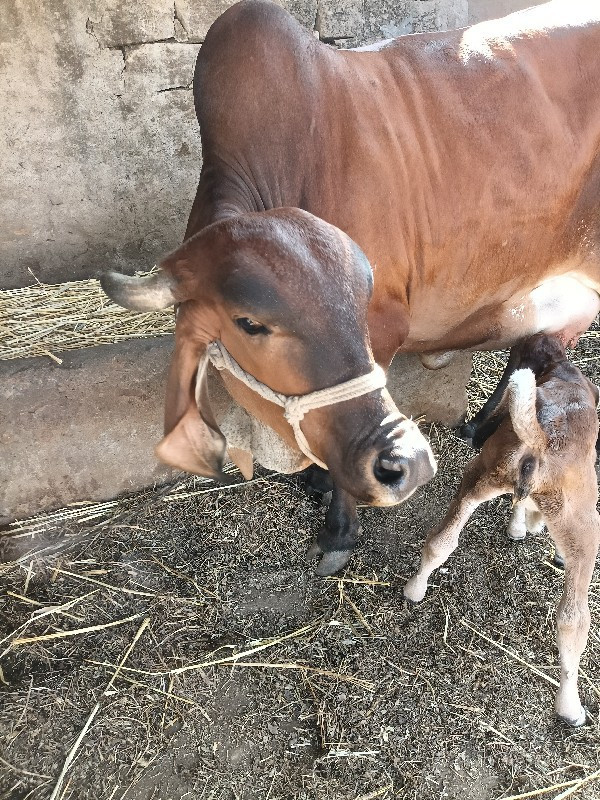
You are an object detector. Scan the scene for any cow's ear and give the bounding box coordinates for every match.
[155,339,227,481]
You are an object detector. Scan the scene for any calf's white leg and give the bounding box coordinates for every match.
[507,497,545,541]
[547,510,600,726]
[525,501,545,534]
[404,459,504,602]
[507,499,528,541]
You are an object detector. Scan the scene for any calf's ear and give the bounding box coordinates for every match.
[155,337,227,481]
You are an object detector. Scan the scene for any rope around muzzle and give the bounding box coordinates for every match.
[206,340,387,470]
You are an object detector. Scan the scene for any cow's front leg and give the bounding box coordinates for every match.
[404,458,504,602]
[307,484,360,576]
[298,464,333,503]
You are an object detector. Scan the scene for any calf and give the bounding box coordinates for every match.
[404,334,600,726]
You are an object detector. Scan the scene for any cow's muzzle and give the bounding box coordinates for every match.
[373,449,411,486]
[207,339,387,468]
[370,419,437,506]
[366,417,436,506]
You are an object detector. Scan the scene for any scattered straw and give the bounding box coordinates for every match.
[48,617,151,800]
[6,591,84,622]
[224,660,374,689]
[11,611,145,647]
[324,576,391,587]
[552,769,600,800]
[460,619,559,688]
[499,777,593,800]
[322,749,380,760]
[53,567,157,598]
[0,590,99,656]
[353,786,394,800]
[0,754,51,781]
[0,277,174,361]
[85,620,322,678]
[113,673,212,720]
[344,594,375,637]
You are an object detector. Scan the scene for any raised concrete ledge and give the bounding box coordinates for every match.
[0,340,470,524]
[0,338,177,525]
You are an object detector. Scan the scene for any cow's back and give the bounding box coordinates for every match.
[189,0,600,352]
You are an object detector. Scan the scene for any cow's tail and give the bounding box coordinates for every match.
[508,368,545,500]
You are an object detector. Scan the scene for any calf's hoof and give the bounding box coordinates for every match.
[506,524,527,542]
[556,705,587,727]
[403,576,427,603]
[553,551,565,569]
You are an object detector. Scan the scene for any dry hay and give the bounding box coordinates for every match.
[0,275,174,363]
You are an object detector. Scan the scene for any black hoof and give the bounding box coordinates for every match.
[306,542,323,560]
[314,550,353,576]
[457,421,476,446]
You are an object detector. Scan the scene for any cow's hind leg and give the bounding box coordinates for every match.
[307,485,360,576]
[459,346,521,447]
[404,458,505,602]
[542,504,600,726]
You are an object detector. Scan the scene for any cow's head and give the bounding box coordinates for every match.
[101,209,436,506]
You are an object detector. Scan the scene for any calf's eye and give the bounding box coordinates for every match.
[235,317,270,336]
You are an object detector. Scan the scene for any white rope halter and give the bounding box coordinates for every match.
[207,340,387,469]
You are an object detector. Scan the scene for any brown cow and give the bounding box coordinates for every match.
[404,334,600,726]
[101,0,600,575]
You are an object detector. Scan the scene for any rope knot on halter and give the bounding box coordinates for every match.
[283,396,306,426]
[206,340,387,469]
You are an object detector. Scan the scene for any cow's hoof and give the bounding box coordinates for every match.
[314,550,353,576]
[457,421,475,447]
[557,705,587,727]
[298,466,334,498]
[553,552,565,569]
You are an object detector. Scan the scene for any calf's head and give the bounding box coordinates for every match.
[101,209,436,505]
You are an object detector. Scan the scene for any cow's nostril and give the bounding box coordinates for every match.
[373,453,409,486]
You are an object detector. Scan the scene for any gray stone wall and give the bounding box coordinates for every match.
[468,0,543,25]
[0,0,543,290]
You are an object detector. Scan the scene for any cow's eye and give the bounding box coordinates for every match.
[235,317,270,336]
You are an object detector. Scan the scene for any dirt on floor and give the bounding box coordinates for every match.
[1,338,600,800]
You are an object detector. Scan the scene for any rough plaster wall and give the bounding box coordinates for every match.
[1,1,202,289]
[0,0,469,290]
[468,0,544,25]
